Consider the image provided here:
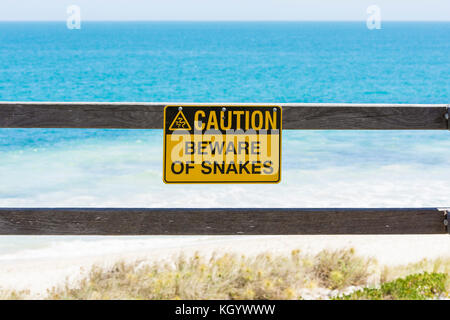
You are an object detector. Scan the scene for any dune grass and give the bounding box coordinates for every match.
[0,290,30,300]
[43,249,373,300]
[1,249,449,300]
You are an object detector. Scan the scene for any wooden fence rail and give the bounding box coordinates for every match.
[0,208,446,235]
[0,102,448,130]
[0,102,449,235]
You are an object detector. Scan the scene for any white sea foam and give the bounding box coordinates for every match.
[0,131,449,259]
[1,132,450,208]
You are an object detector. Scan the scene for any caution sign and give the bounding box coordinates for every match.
[163,105,282,183]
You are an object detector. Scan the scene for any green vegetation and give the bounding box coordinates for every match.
[380,257,450,283]
[335,272,449,300]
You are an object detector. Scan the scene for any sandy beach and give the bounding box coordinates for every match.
[0,235,449,298]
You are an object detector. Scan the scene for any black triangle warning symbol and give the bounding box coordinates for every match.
[169,110,192,131]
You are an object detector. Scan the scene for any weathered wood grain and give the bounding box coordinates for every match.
[0,208,445,235]
[0,102,447,129]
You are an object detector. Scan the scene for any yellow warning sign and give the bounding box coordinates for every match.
[163,105,282,184]
[169,110,192,131]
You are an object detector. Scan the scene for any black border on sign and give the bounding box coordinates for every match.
[163,105,282,184]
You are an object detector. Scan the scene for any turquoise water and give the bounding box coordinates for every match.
[0,22,449,208]
[0,22,449,256]
[0,22,449,103]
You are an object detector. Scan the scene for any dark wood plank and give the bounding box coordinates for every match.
[0,103,165,129]
[283,105,448,130]
[0,103,447,130]
[0,208,445,235]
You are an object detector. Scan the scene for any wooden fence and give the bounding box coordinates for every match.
[0,102,448,235]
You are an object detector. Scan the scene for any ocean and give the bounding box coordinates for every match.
[0,22,449,257]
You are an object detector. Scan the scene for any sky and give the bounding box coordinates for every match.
[0,0,448,21]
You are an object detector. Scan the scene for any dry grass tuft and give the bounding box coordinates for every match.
[313,248,375,289]
[0,289,30,300]
[43,249,374,300]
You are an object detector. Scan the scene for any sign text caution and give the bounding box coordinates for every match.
[163,105,282,183]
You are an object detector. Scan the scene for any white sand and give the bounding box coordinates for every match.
[0,235,449,298]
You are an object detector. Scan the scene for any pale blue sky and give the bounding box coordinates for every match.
[0,0,448,21]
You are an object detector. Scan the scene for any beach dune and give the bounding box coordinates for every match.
[0,235,449,297]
